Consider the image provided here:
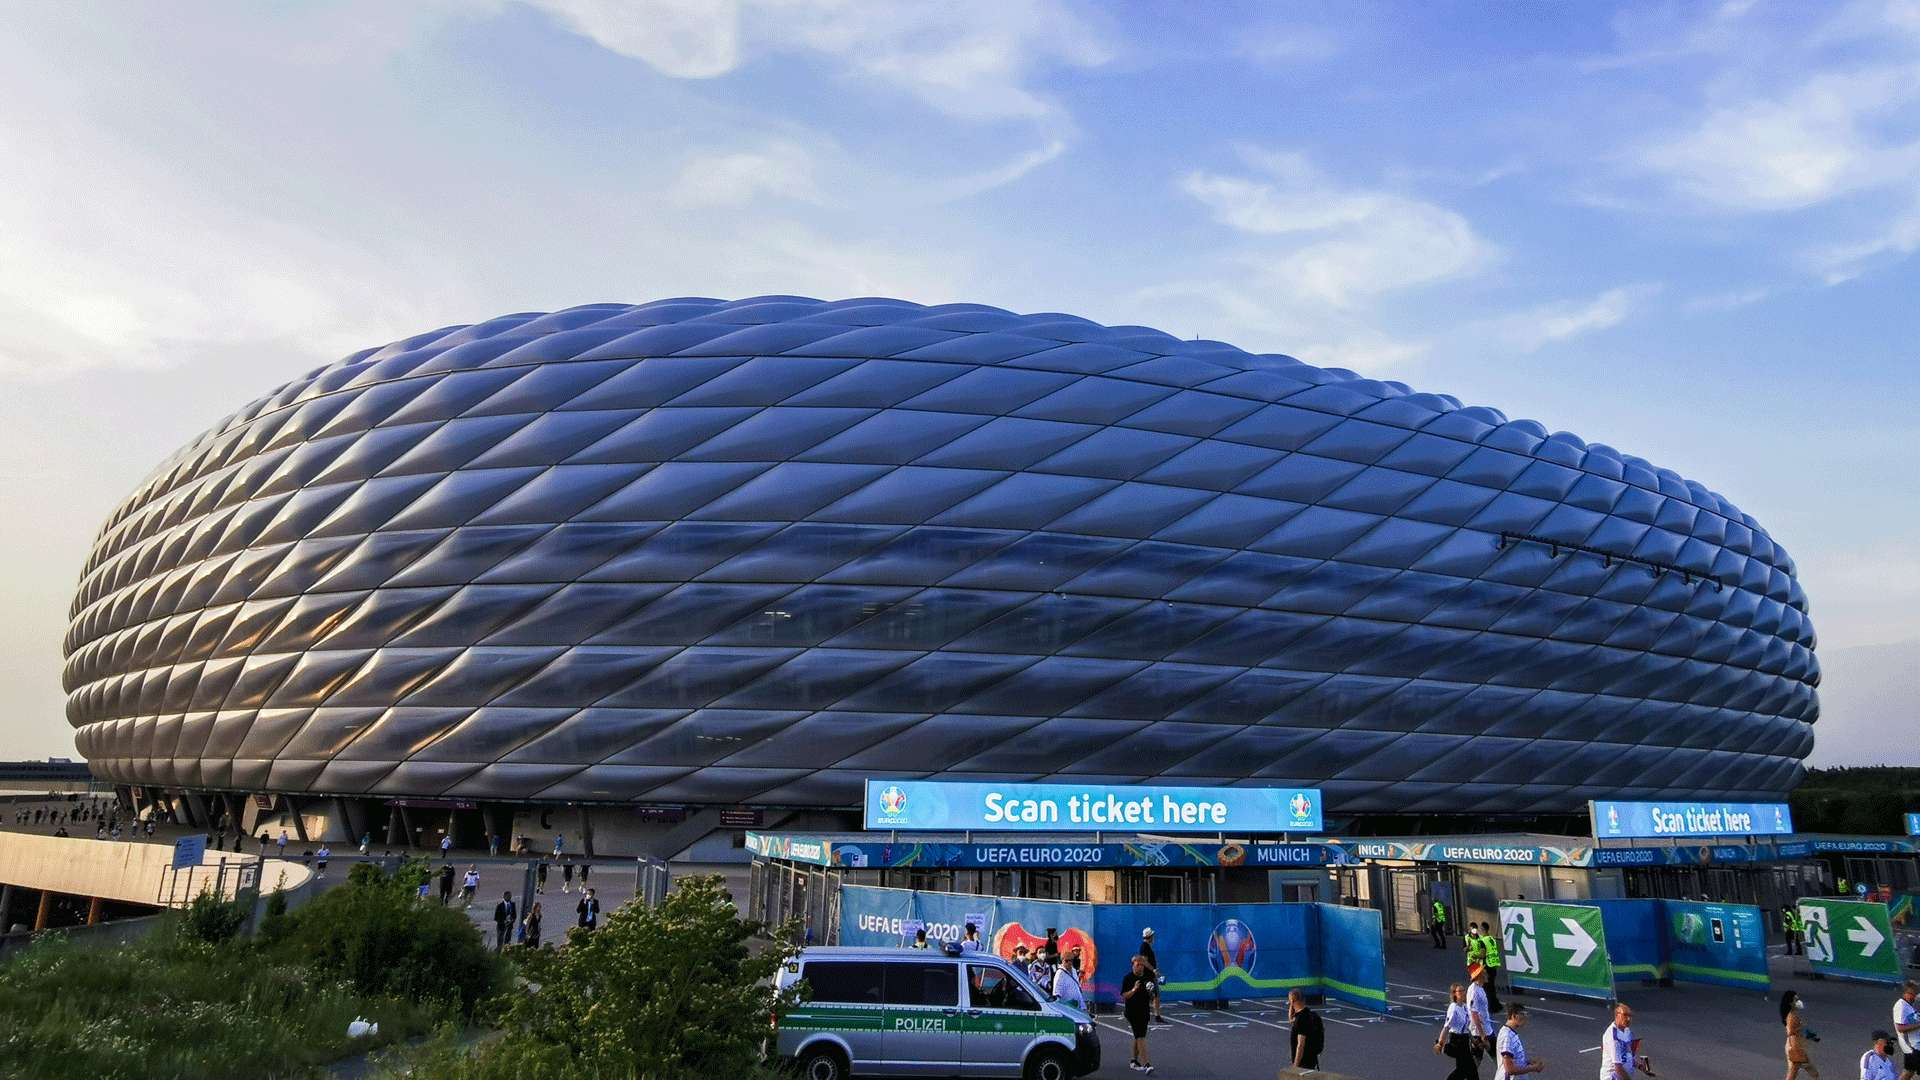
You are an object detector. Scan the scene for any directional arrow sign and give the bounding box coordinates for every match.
[1797,898,1900,984]
[1553,917,1599,966]
[1499,901,1613,999]
[1846,915,1885,957]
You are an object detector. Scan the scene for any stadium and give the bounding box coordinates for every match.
[60,296,1818,852]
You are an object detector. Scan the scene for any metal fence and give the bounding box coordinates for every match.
[157,856,261,907]
[749,858,841,945]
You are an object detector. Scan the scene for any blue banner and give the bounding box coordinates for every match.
[1906,813,1920,837]
[836,886,1385,1011]
[865,779,1322,833]
[1591,800,1793,839]
[1663,901,1769,990]
[1581,899,1663,982]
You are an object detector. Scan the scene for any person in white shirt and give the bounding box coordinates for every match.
[1468,969,1495,1062]
[1435,982,1479,1080]
[1601,1001,1654,1079]
[960,924,983,953]
[1051,950,1087,1010]
[1894,982,1920,1080]
[1496,1004,1545,1078]
[1865,1030,1900,1080]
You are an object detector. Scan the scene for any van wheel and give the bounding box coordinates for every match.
[796,1045,849,1080]
[1025,1047,1072,1080]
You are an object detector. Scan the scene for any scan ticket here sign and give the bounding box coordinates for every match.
[863,779,1323,833]
[1590,799,1793,839]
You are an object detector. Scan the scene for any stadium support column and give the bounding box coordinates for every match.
[33,890,51,931]
[86,897,102,926]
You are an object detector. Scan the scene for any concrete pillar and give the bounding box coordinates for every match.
[33,890,52,931]
[580,805,595,858]
[86,896,103,926]
[386,802,404,847]
[398,805,416,848]
[0,884,11,928]
[289,797,309,842]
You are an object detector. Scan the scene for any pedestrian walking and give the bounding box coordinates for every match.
[579,861,590,888]
[1052,949,1087,1009]
[1893,981,1920,1080]
[525,902,544,948]
[576,887,599,931]
[1601,1001,1654,1078]
[314,844,331,877]
[276,831,287,857]
[440,834,453,857]
[1495,1003,1543,1078]
[1467,922,1487,969]
[1437,983,1479,1080]
[1288,988,1325,1071]
[1140,928,1166,1023]
[536,858,549,893]
[1433,897,1451,949]
[553,832,564,858]
[492,892,516,952]
[301,848,313,867]
[1863,1031,1899,1080]
[358,832,371,856]
[1121,954,1155,1074]
[488,833,499,857]
[1043,927,1062,964]
[1782,989,1819,1079]
[911,927,930,949]
[561,856,574,894]
[438,863,455,905]
[1468,968,1495,1065]
[1783,906,1804,956]
[461,865,479,908]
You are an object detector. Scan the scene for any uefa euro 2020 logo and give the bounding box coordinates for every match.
[1208,919,1257,976]
[879,785,908,816]
[1288,791,1314,825]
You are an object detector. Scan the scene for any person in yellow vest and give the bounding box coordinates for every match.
[1465,921,1486,970]
[1480,923,1505,1014]
[1431,899,1450,949]
[1838,875,1850,897]
[1782,906,1803,956]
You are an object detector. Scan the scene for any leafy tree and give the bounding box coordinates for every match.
[176,891,249,945]
[473,874,801,1078]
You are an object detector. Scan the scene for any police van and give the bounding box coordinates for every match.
[774,945,1101,1079]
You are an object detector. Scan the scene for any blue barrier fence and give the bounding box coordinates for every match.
[1578,898,1769,992]
[837,885,1387,1011]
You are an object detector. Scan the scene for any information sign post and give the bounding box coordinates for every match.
[1797,898,1901,984]
[1500,900,1614,1000]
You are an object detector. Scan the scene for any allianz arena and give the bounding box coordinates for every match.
[62,297,1818,819]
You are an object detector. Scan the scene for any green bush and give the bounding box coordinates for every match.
[276,857,500,1017]
[256,887,291,948]
[176,892,248,945]
[424,874,801,1078]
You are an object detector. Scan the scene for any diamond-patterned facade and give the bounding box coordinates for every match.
[62,297,1817,813]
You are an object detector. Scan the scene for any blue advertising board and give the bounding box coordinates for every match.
[1663,901,1769,990]
[1591,800,1793,839]
[865,779,1322,833]
[837,886,1385,1011]
[1905,813,1920,837]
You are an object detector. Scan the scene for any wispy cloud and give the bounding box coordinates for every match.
[1179,151,1490,307]
[1482,285,1661,353]
[668,139,824,207]
[525,0,1112,123]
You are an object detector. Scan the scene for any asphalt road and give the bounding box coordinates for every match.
[1077,935,1918,1079]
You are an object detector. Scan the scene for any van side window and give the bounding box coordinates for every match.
[802,961,885,1005]
[966,964,1039,1011]
[885,961,959,1007]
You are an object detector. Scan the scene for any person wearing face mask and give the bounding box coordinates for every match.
[1781,990,1819,1079]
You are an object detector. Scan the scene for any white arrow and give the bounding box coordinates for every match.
[1553,917,1598,966]
[1846,916,1885,957]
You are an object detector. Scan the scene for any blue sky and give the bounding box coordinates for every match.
[0,1,1914,763]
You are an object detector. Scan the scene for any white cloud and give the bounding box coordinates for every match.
[920,139,1066,202]
[1806,196,1920,282]
[1179,157,1489,306]
[1685,286,1774,312]
[526,0,1111,123]
[1483,285,1660,353]
[669,140,823,206]
[525,0,740,78]
[1637,67,1920,212]
[1234,25,1340,67]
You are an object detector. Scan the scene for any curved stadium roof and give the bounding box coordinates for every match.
[62,297,1818,813]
